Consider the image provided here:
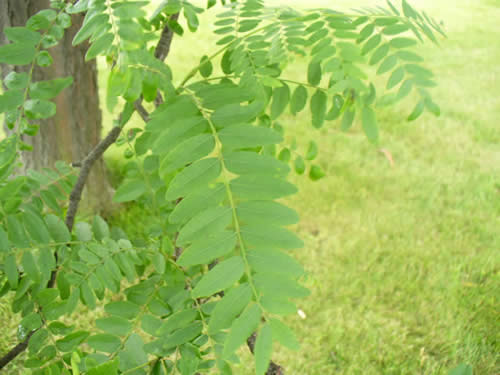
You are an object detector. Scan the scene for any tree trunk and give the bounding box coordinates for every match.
[0,0,113,212]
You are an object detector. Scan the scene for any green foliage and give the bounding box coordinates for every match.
[0,0,442,374]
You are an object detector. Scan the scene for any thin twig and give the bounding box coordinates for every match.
[65,127,122,231]
[134,100,150,122]
[154,13,179,107]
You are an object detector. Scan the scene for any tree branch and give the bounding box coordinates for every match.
[154,13,179,107]
[0,331,34,370]
[63,125,122,233]
[155,13,179,61]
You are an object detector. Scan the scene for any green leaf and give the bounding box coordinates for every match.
[177,206,232,246]
[4,27,41,45]
[80,281,96,309]
[113,179,147,203]
[152,117,206,153]
[92,215,110,241]
[0,90,24,113]
[407,99,425,121]
[325,95,343,121]
[309,165,326,181]
[397,79,413,99]
[21,312,42,331]
[208,283,252,335]
[27,9,56,30]
[23,211,51,244]
[118,334,148,373]
[361,34,381,55]
[169,182,226,224]
[199,55,213,78]
[211,101,264,128]
[231,175,297,200]
[253,273,310,298]
[237,201,298,226]
[307,61,322,86]
[221,49,233,74]
[45,214,70,242]
[387,66,405,89]
[361,106,378,143]
[390,37,418,49]
[29,77,73,100]
[178,231,237,267]
[163,322,203,349]
[191,256,245,298]
[247,248,304,277]
[377,55,398,75]
[28,328,48,354]
[369,43,390,65]
[7,214,29,248]
[340,108,355,131]
[5,254,18,288]
[166,158,221,200]
[255,323,272,375]
[73,14,109,45]
[278,148,291,163]
[85,32,114,61]
[223,304,261,358]
[56,331,89,352]
[224,152,290,177]
[36,51,53,67]
[383,24,410,35]
[113,2,147,19]
[363,83,377,106]
[105,301,141,320]
[218,124,282,150]
[269,318,300,350]
[402,0,418,19]
[24,99,56,119]
[35,289,59,307]
[294,156,306,175]
[157,309,198,336]
[271,84,290,120]
[96,316,133,337]
[87,334,121,353]
[88,360,119,375]
[305,140,318,161]
[425,98,441,116]
[0,43,36,65]
[310,90,327,129]
[0,226,10,252]
[160,134,215,176]
[290,85,308,115]
[4,72,29,90]
[397,50,424,62]
[22,251,40,282]
[241,224,304,249]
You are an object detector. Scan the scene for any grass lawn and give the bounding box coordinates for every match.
[1,0,499,374]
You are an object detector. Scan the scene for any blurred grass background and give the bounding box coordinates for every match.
[1,0,499,374]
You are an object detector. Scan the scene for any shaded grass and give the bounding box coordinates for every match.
[1,0,499,374]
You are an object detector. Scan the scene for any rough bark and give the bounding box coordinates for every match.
[0,0,113,212]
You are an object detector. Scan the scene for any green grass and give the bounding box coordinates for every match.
[1,0,499,374]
